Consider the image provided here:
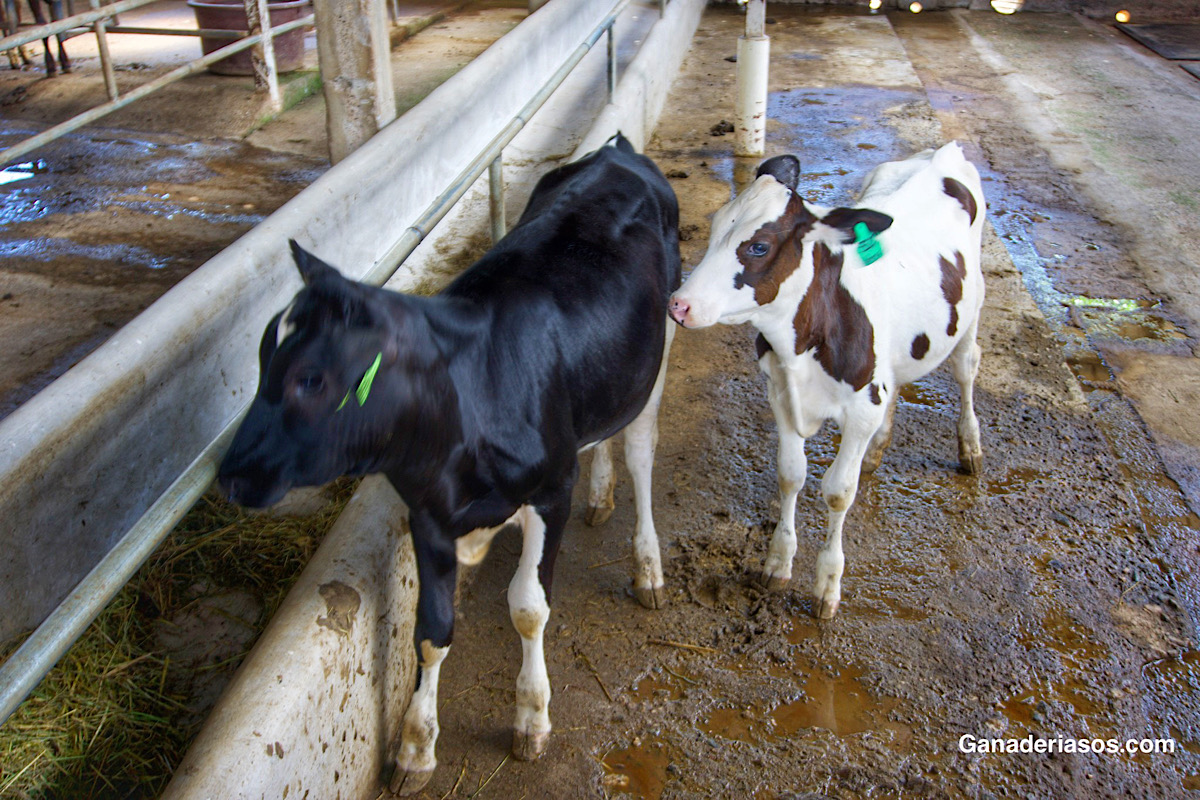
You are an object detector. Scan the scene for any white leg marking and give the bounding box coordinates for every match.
[509,505,552,760]
[392,640,449,795]
[813,411,879,619]
[950,317,983,474]
[456,510,520,565]
[586,439,616,526]
[762,353,807,591]
[624,321,674,609]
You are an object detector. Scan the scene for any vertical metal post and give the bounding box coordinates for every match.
[245,0,281,112]
[606,22,616,104]
[659,0,666,15]
[735,0,769,157]
[89,0,119,101]
[488,154,505,243]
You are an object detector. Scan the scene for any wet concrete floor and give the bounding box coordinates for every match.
[404,7,1200,799]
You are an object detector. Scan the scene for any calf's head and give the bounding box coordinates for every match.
[669,154,891,329]
[219,241,446,508]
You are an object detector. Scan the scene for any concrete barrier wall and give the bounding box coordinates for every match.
[0,0,640,640]
[160,0,705,797]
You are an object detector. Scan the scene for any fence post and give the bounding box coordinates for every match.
[312,0,397,164]
[244,0,281,112]
[734,0,768,157]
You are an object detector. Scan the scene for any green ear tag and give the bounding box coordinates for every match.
[355,352,383,407]
[336,351,383,412]
[854,222,884,266]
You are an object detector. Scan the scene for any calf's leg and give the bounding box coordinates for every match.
[390,518,457,796]
[813,407,882,619]
[509,497,568,760]
[761,352,807,591]
[585,440,615,526]
[861,389,897,473]
[950,317,983,474]
[624,321,674,609]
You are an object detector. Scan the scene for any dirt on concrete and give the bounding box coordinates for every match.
[393,7,1200,799]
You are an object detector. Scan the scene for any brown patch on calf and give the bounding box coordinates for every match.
[735,193,817,305]
[943,178,978,224]
[911,333,930,360]
[869,383,882,405]
[793,243,875,391]
[940,251,967,337]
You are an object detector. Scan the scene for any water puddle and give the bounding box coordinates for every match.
[699,664,908,746]
[601,736,672,799]
[985,467,1047,497]
[699,707,772,744]
[897,382,940,408]
[1064,296,1188,344]
[1066,349,1114,388]
[632,672,686,703]
[1004,608,1111,735]
[0,159,48,186]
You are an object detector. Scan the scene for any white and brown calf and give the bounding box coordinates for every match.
[669,142,985,618]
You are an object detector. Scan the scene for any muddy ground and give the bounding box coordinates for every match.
[400,7,1200,799]
[3,3,1200,798]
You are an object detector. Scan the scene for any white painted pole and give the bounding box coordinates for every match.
[734,0,768,157]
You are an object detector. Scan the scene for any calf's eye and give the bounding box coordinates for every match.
[295,375,324,396]
[747,242,770,257]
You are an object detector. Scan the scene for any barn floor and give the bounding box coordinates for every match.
[410,7,1200,799]
[3,3,1200,799]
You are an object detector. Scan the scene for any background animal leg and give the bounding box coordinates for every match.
[761,354,806,591]
[625,321,673,609]
[861,390,898,473]
[951,317,983,474]
[585,440,615,526]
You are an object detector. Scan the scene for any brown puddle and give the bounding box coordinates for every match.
[985,467,1047,497]
[632,673,685,703]
[699,707,773,744]
[1143,650,1200,694]
[1003,608,1111,734]
[898,382,940,408]
[601,736,672,799]
[773,666,892,738]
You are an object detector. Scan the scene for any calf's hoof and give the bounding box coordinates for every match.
[760,572,790,592]
[814,596,840,620]
[958,449,983,475]
[585,503,614,527]
[633,584,667,610]
[512,729,550,761]
[389,766,435,796]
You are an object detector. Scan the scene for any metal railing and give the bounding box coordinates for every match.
[0,0,307,166]
[0,0,642,729]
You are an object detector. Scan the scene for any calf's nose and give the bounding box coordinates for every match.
[668,296,690,326]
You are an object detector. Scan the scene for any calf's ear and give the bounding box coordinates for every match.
[821,208,893,238]
[756,155,801,192]
[290,239,341,285]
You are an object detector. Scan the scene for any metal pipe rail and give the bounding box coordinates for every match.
[0,0,304,166]
[0,0,634,729]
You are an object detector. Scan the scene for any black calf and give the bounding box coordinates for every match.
[218,134,680,793]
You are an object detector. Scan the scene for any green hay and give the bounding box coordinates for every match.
[0,478,358,799]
